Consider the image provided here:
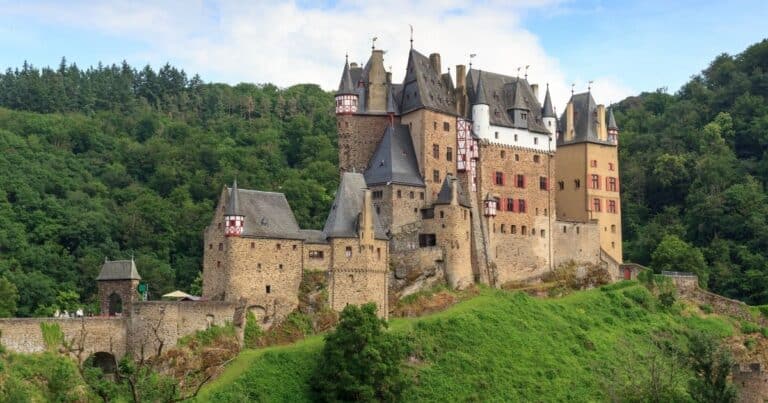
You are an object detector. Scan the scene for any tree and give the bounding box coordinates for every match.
[687,332,736,403]
[651,235,708,286]
[0,276,19,317]
[312,303,410,402]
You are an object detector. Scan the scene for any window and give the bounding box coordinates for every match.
[518,199,526,213]
[433,170,440,182]
[501,150,506,158]
[576,226,580,234]
[345,246,352,257]
[607,177,618,192]
[257,263,262,269]
[540,176,548,190]
[611,224,616,233]
[377,248,381,260]
[575,179,581,189]
[421,208,435,219]
[515,154,520,161]
[593,198,602,212]
[409,191,415,199]
[533,155,540,163]
[419,234,437,247]
[397,190,402,198]
[446,147,453,161]
[443,122,450,131]
[507,198,515,212]
[541,229,545,238]
[439,210,445,219]
[590,159,598,168]
[501,224,506,233]
[251,242,255,249]
[420,192,425,200]
[208,243,212,250]
[534,137,538,145]
[514,134,518,142]
[516,174,525,188]
[608,200,617,213]
[218,243,224,251]
[495,132,499,139]
[511,225,517,234]
[372,190,383,199]
[292,244,297,251]
[376,206,380,214]
[216,261,221,268]
[591,174,600,189]
[563,226,567,233]
[309,250,324,259]
[608,162,615,171]
[278,264,283,270]
[266,285,271,294]
[433,144,440,158]
[276,243,281,250]
[521,113,527,120]
[433,121,437,130]
[521,226,527,235]
[495,172,504,185]
[558,181,565,190]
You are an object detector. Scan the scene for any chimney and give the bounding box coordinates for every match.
[429,53,441,73]
[359,189,375,245]
[455,64,467,116]
[566,101,575,141]
[530,84,539,100]
[367,50,387,112]
[456,64,466,90]
[350,62,358,68]
[386,71,392,84]
[596,104,607,140]
[450,176,458,205]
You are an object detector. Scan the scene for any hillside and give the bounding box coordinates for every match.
[198,283,734,402]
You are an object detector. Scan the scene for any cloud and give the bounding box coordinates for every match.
[1,0,634,108]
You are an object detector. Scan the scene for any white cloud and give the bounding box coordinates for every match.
[2,0,635,109]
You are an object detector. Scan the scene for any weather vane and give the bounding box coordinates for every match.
[588,80,594,92]
[524,65,530,79]
[409,24,414,49]
[571,83,575,95]
[372,36,378,50]
[469,53,477,69]
[516,66,521,78]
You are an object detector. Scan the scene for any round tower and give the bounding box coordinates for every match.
[607,106,619,144]
[335,55,358,115]
[472,72,490,139]
[224,180,245,237]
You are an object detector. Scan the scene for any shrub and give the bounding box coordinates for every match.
[623,287,653,309]
[39,322,64,351]
[243,311,263,348]
[759,305,768,318]
[658,291,676,309]
[740,321,761,334]
[744,338,757,350]
[700,304,714,314]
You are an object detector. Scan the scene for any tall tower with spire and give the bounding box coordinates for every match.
[335,55,358,115]
[224,180,245,237]
[541,84,556,136]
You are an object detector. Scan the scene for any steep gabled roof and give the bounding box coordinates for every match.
[607,106,618,130]
[322,172,387,240]
[97,259,141,281]
[399,49,457,115]
[558,91,614,145]
[542,84,555,118]
[386,84,398,114]
[336,58,355,95]
[225,179,241,216]
[466,69,550,134]
[364,124,425,187]
[226,188,303,239]
[434,174,471,208]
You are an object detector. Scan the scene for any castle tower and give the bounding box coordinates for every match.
[96,258,142,316]
[542,84,556,136]
[471,72,490,140]
[335,55,358,115]
[324,172,389,318]
[432,175,473,289]
[366,49,387,112]
[224,180,245,237]
[555,92,622,263]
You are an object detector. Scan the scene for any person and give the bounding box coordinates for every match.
[54,309,60,318]
[76,308,84,317]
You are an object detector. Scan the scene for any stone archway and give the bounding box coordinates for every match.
[89,352,117,374]
[108,292,123,316]
[248,305,267,323]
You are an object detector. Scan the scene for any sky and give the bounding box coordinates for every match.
[0,0,766,109]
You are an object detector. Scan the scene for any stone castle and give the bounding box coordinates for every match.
[0,40,623,367]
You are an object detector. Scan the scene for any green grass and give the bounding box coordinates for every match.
[198,284,732,402]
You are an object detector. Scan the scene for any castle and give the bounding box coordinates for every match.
[0,40,623,366]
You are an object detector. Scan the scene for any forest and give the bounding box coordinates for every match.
[0,39,766,316]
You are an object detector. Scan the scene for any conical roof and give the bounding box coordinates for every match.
[322,172,387,240]
[607,107,618,130]
[336,57,355,95]
[226,179,241,216]
[510,80,528,110]
[474,71,488,105]
[386,84,397,114]
[435,174,471,208]
[542,84,555,118]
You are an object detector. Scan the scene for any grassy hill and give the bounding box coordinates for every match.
[198,282,734,402]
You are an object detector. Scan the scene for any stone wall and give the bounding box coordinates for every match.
[338,114,391,173]
[0,317,128,358]
[303,243,331,272]
[202,188,229,300]
[732,363,768,403]
[553,220,601,267]
[98,279,140,316]
[422,204,473,289]
[328,238,389,318]
[128,301,239,359]
[390,246,445,298]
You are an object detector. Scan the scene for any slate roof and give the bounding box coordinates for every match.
[607,106,618,130]
[364,124,425,187]
[322,173,388,240]
[466,69,550,134]
[336,58,355,95]
[542,85,555,118]
[300,229,328,244]
[97,259,141,281]
[386,84,398,114]
[557,92,616,145]
[225,180,241,216]
[399,49,457,116]
[434,174,472,208]
[226,188,303,239]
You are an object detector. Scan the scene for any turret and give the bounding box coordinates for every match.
[335,55,358,114]
[607,106,619,144]
[224,180,245,237]
[366,49,387,112]
[507,81,529,129]
[541,84,556,136]
[472,72,490,140]
[483,193,497,217]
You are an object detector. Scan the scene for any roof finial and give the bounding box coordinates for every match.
[571,83,575,95]
[131,252,135,262]
[524,65,530,80]
[469,53,476,70]
[371,36,378,50]
[588,80,593,92]
[516,66,521,79]
[345,53,349,64]
[409,24,414,49]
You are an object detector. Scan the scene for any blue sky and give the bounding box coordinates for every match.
[0,0,766,107]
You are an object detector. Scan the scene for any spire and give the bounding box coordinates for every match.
[386,84,396,123]
[336,55,355,95]
[607,106,618,130]
[542,83,555,118]
[511,80,528,111]
[226,179,240,216]
[474,71,488,106]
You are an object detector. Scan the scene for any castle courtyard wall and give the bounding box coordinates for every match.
[0,317,128,358]
[553,220,601,267]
